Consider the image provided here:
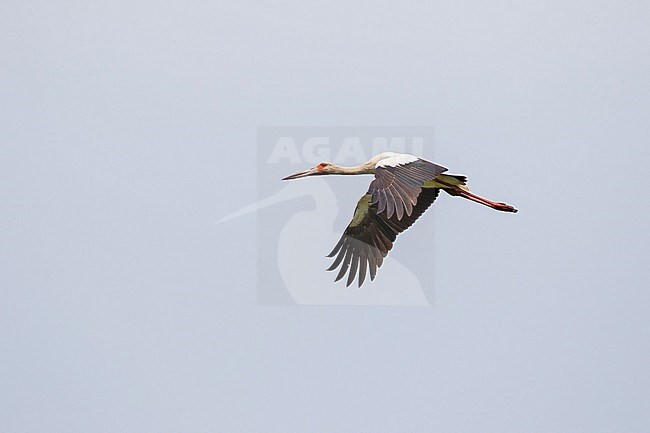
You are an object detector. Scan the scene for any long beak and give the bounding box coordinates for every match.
[282,167,320,180]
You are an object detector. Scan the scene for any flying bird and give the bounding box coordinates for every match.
[282,152,517,287]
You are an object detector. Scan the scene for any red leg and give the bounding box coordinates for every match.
[456,189,518,213]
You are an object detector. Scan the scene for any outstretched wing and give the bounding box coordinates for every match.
[370,156,447,220]
[327,187,440,287]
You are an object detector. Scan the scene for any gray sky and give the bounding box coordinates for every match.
[2,0,649,432]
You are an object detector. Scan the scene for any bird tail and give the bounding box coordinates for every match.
[424,174,468,189]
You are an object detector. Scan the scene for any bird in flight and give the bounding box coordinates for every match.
[282,152,517,287]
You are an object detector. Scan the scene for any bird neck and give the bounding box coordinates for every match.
[330,162,375,175]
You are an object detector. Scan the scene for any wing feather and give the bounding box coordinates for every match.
[358,245,369,286]
[334,247,353,282]
[369,157,447,221]
[327,188,440,287]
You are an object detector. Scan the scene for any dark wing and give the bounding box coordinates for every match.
[327,188,440,287]
[370,158,447,220]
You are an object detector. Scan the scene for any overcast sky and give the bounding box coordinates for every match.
[2,0,649,432]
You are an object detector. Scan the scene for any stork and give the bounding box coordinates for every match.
[282,152,518,287]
